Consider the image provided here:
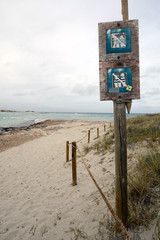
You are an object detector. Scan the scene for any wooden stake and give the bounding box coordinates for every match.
[88,130,90,143]
[72,142,77,186]
[66,141,69,163]
[97,128,99,138]
[114,101,127,226]
[104,125,106,132]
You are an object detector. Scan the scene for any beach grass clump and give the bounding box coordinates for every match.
[102,133,114,151]
[83,145,91,155]
[127,114,160,144]
[128,151,160,227]
[93,133,114,154]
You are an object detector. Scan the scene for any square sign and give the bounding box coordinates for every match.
[107,67,132,93]
[99,19,140,101]
[106,28,131,53]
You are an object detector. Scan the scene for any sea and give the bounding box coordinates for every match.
[0,112,143,128]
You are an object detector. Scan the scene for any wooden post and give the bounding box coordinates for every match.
[111,0,129,227]
[110,122,111,128]
[97,128,99,138]
[122,0,129,20]
[122,0,132,114]
[72,142,77,186]
[66,141,69,163]
[88,130,90,143]
[104,125,106,132]
[114,101,127,226]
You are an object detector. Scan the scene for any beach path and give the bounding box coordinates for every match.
[0,120,115,240]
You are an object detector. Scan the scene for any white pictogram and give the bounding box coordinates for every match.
[112,73,127,88]
[111,33,126,48]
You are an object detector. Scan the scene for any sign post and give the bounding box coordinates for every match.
[98,0,140,227]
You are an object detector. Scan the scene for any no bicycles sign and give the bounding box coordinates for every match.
[99,19,140,101]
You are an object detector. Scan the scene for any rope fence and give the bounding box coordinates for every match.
[64,122,159,240]
[64,122,133,239]
[77,146,132,240]
[65,124,110,163]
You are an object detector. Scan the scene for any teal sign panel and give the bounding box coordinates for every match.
[106,28,131,53]
[107,67,132,93]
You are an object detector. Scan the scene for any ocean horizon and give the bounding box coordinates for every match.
[0,111,144,128]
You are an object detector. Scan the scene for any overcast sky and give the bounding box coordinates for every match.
[0,0,160,113]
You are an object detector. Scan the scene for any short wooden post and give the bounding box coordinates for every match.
[110,122,111,127]
[88,130,90,143]
[72,142,77,186]
[104,125,106,132]
[66,141,69,163]
[97,128,99,137]
[114,101,127,227]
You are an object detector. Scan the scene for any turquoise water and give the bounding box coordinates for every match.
[0,112,142,128]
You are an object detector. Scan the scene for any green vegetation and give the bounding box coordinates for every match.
[83,145,92,154]
[128,151,160,228]
[127,114,160,144]
[83,114,160,155]
[82,114,160,237]
[82,131,114,155]
[92,132,114,154]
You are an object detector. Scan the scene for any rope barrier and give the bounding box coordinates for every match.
[68,123,110,146]
[77,146,133,240]
[76,132,88,143]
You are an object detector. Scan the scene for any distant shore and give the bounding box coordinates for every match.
[0,110,35,113]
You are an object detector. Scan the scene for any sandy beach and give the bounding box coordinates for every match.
[0,120,117,240]
[0,120,158,240]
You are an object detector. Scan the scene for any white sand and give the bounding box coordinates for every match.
[0,120,116,240]
[0,120,157,240]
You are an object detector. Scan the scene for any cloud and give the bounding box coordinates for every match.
[72,83,99,96]
[0,0,160,113]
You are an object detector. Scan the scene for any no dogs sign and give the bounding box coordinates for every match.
[99,19,140,101]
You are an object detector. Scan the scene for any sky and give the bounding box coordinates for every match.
[0,0,160,113]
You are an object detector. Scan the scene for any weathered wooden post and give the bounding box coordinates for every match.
[72,142,77,186]
[98,0,140,227]
[66,141,69,163]
[114,0,128,226]
[88,130,90,143]
[114,101,127,226]
[104,125,106,132]
[122,0,132,114]
[97,128,99,138]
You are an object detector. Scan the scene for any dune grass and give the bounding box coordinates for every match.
[127,114,160,144]
[128,151,160,228]
[82,114,160,236]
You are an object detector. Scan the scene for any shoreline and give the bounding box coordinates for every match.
[0,119,67,135]
[0,112,146,129]
[0,119,108,153]
[0,110,35,113]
